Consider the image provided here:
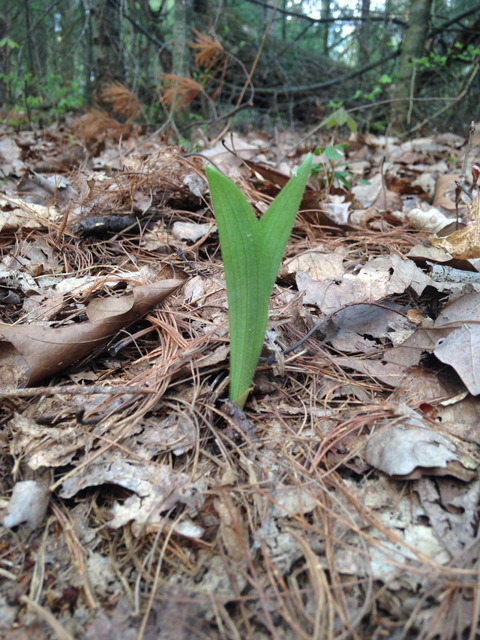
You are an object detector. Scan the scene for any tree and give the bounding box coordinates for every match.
[358,0,370,66]
[90,0,125,94]
[391,0,433,132]
[321,0,330,56]
[171,0,193,131]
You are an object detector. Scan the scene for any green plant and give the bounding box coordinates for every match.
[311,143,353,190]
[320,107,356,134]
[206,155,311,408]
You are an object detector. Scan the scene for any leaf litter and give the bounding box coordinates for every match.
[1,120,480,640]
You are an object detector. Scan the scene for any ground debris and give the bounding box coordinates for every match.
[2,126,480,640]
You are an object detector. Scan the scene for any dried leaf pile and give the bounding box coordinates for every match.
[1,121,480,640]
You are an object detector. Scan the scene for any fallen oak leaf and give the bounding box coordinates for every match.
[431,191,480,260]
[434,325,480,396]
[432,292,480,396]
[431,224,480,260]
[0,278,185,388]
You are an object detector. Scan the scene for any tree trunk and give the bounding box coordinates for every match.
[264,0,277,35]
[0,17,8,105]
[172,0,192,77]
[358,0,370,66]
[172,0,192,133]
[90,0,125,94]
[321,0,329,56]
[381,0,391,65]
[391,0,433,132]
[58,0,74,83]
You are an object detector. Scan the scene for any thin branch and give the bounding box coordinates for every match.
[0,385,156,398]
[407,61,480,134]
[428,4,480,37]
[242,0,407,27]
[252,47,401,95]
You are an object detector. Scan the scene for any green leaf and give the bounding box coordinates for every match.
[320,107,356,132]
[0,37,18,49]
[346,115,357,133]
[206,155,311,408]
[259,154,311,292]
[206,166,269,408]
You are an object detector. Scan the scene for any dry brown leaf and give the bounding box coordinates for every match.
[0,137,25,176]
[416,478,480,557]
[160,75,203,111]
[72,108,132,142]
[17,171,78,207]
[434,325,480,394]
[432,292,480,395]
[433,173,463,211]
[60,459,196,536]
[271,484,318,518]
[365,420,459,476]
[98,81,142,120]
[0,279,184,388]
[296,254,430,315]
[9,412,85,469]
[327,302,414,353]
[371,187,403,211]
[2,479,50,529]
[214,495,248,562]
[285,248,346,281]
[431,193,480,259]
[190,29,224,68]
[394,206,453,234]
[0,195,61,231]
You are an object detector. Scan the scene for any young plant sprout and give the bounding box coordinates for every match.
[206,154,312,408]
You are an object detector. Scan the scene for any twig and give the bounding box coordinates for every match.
[53,199,72,249]
[407,60,416,126]
[455,121,476,227]
[407,62,480,134]
[0,385,156,398]
[266,300,409,364]
[19,595,76,640]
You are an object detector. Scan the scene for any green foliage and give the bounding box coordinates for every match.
[320,107,357,134]
[206,155,312,408]
[0,37,18,50]
[311,144,354,190]
[415,44,480,70]
[1,73,84,124]
[371,120,387,132]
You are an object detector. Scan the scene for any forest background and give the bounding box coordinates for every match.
[1,0,480,140]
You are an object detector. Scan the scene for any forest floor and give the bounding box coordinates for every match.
[1,117,480,640]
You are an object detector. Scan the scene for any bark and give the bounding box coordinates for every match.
[172,0,192,77]
[321,0,329,56]
[391,0,433,132]
[381,0,391,64]
[90,0,125,94]
[358,0,370,66]
[58,0,74,82]
[81,0,94,101]
[172,0,193,132]
[0,17,7,104]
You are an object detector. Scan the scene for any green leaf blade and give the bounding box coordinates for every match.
[206,166,269,407]
[258,154,312,294]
